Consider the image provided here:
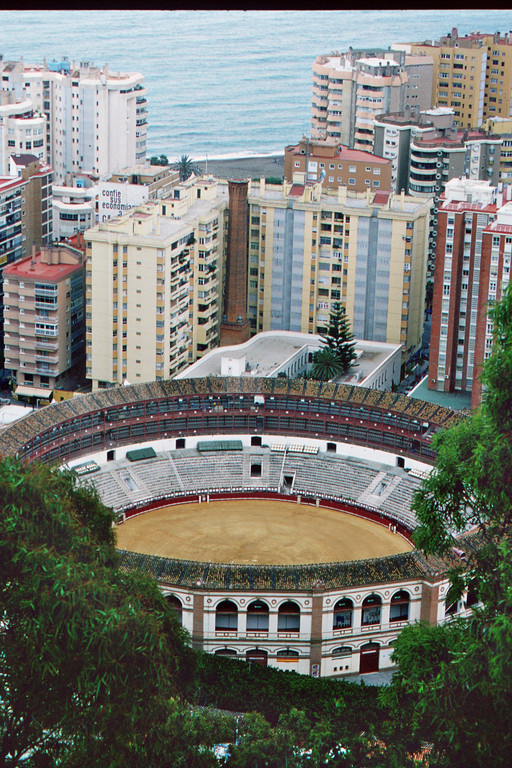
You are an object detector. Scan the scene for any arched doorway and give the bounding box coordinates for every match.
[246,648,268,667]
[359,642,380,674]
[166,594,182,624]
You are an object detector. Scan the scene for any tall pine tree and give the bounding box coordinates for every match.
[318,302,357,376]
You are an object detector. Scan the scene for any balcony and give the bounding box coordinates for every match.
[35,353,58,364]
[35,326,58,338]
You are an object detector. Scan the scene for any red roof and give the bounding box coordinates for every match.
[4,252,82,281]
[373,191,391,205]
[288,183,305,196]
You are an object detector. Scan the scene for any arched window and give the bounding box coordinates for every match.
[278,600,300,632]
[332,646,352,657]
[390,590,410,622]
[246,648,268,666]
[215,600,238,631]
[333,597,353,629]
[362,594,382,626]
[445,600,459,617]
[247,600,269,632]
[215,648,237,657]
[166,594,182,625]
[276,648,299,659]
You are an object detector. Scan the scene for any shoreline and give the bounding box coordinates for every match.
[193,153,284,181]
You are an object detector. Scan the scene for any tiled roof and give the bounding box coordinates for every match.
[115,545,459,590]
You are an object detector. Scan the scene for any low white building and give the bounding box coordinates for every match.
[175,330,402,391]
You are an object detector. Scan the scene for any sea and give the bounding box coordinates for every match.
[1,9,512,163]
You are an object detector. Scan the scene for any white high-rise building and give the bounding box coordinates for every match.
[0,91,47,175]
[0,57,147,183]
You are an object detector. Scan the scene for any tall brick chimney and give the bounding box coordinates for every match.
[220,179,251,346]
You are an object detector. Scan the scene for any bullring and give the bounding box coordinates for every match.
[0,376,471,678]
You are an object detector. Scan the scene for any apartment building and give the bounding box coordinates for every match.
[284,137,392,192]
[52,181,96,241]
[481,117,512,183]
[0,57,147,182]
[374,107,502,273]
[10,155,54,254]
[374,107,455,193]
[0,157,53,360]
[52,163,180,240]
[428,178,512,406]
[85,177,228,389]
[396,28,512,128]
[0,89,47,174]
[3,243,85,399]
[246,176,431,361]
[311,49,432,150]
[97,164,180,224]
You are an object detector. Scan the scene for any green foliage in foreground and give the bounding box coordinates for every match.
[193,650,380,727]
[3,286,512,766]
[0,459,193,766]
[381,283,512,767]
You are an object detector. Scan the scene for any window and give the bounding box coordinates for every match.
[246,600,269,631]
[215,600,238,631]
[276,649,299,659]
[333,598,353,629]
[390,590,410,621]
[362,594,381,626]
[166,595,182,624]
[332,646,352,657]
[278,601,300,632]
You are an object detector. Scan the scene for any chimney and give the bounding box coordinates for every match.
[220,179,251,346]
[30,242,36,270]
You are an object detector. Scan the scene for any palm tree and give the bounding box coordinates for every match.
[175,154,198,182]
[311,346,345,382]
[149,154,169,166]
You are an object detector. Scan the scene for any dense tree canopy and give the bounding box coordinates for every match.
[150,154,169,166]
[0,459,193,766]
[382,283,512,767]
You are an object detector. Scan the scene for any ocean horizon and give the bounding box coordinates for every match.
[1,10,512,161]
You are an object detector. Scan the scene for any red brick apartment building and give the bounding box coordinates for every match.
[429,177,512,407]
[284,138,392,192]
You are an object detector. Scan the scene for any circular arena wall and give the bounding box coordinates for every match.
[0,377,467,678]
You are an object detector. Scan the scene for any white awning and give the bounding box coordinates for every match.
[14,385,53,399]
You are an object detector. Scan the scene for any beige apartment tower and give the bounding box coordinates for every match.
[246,176,431,360]
[311,50,432,151]
[85,177,228,389]
[396,28,512,128]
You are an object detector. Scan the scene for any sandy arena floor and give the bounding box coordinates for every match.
[115,499,413,565]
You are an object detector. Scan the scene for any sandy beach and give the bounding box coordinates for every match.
[194,154,284,181]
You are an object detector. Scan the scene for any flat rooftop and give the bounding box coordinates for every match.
[408,377,471,411]
[176,331,401,383]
